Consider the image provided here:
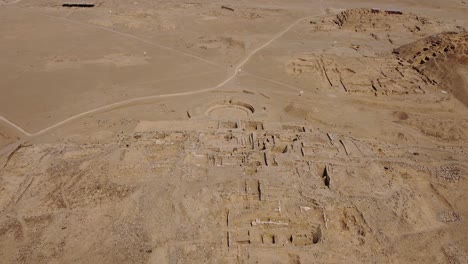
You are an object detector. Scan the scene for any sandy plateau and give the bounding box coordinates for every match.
[0,0,467,263]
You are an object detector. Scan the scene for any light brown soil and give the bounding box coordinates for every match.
[0,1,467,263]
[395,32,468,107]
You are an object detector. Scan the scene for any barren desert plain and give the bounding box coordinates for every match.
[0,0,467,263]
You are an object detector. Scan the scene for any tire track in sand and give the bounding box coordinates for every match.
[40,13,224,68]
[0,5,326,141]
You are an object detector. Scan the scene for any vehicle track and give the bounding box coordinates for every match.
[0,5,326,145]
[0,116,32,137]
[41,13,224,68]
[2,0,23,6]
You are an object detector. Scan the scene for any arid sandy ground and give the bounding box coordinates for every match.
[0,0,467,263]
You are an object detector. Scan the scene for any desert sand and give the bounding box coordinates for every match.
[0,0,467,263]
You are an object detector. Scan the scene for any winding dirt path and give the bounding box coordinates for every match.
[0,5,326,142]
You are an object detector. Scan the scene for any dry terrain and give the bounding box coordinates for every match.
[0,0,467,263]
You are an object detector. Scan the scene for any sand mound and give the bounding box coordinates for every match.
[193,36,245,51]
[394,32,468,107]
[308,8,447,46]
[333,8,430,32]
[394,32,468,66]
[313,8,434,34]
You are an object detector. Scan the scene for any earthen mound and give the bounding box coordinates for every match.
[333,8,430,32]
[394,32,468,107]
